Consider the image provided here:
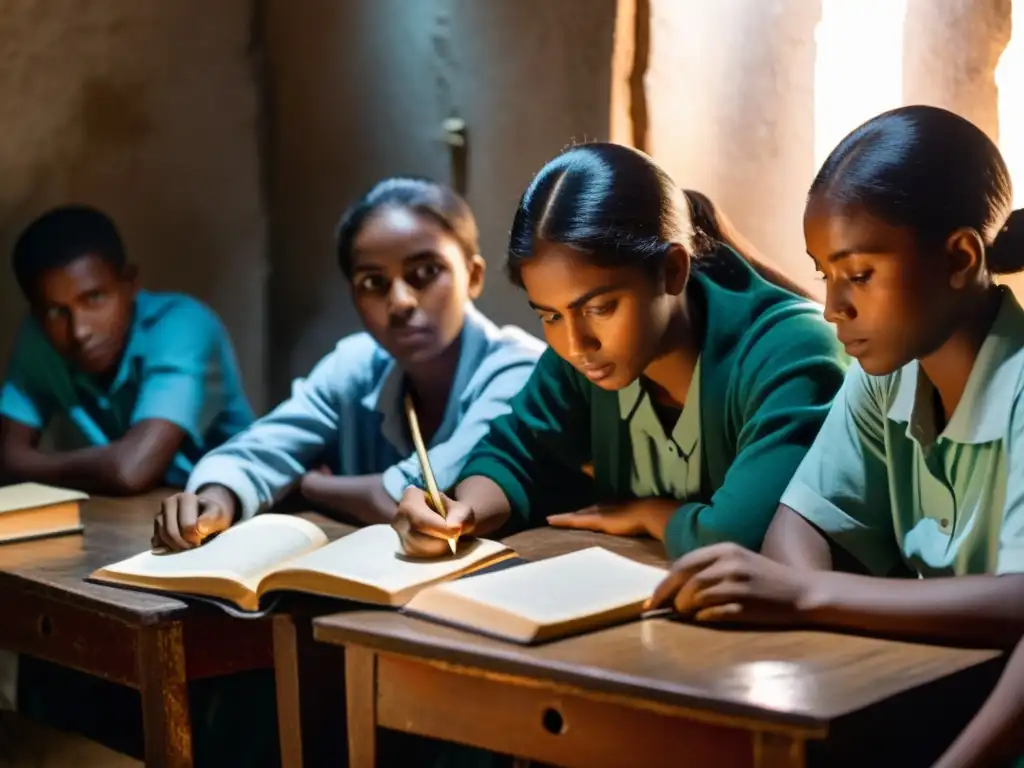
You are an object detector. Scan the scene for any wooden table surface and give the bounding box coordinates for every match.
[0,491,354,618]
[0,491,189,621]
[316,611,999,731]
[0,490,351,768]
[312,529,1004,768]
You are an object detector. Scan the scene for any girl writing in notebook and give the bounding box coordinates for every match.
[393,143,848,559]
[154,177,543,550]
[645,106,1024,656]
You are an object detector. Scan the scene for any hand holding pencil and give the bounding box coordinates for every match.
[394,486,476,558]
[393,394,470,558]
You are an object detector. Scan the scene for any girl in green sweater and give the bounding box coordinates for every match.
[393,143,847,558]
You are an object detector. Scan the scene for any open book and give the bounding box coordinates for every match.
[404,547,668,643]
[0,483,87,545]
[89,515,513,612]
[90,515,668,643]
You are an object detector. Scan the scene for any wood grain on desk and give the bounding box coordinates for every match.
[0,490,353,768]
[0,491,354,621]
[320,526,997,728]
[312,528,1002,767]
[501,527,667,567]
[317,610,998,730]
[0,491,186,621]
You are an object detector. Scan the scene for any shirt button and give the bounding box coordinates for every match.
[940,518,950,529]
[667,444,676,454]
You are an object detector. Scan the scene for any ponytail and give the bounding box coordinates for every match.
[988,209,1024,275]
[682,190,815,301]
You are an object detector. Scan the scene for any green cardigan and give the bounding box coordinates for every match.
[457,246,849,558]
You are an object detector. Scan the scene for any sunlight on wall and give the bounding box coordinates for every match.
[997,1,1024,207]
[813,0,908,169]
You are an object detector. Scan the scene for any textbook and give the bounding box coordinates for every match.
[89,515,511,612]
[0,482,87,545]
[90,514,668,643]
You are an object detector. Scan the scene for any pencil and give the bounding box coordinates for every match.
[404,393,458,554]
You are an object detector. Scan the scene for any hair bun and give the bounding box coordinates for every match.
[989,209,1024,275]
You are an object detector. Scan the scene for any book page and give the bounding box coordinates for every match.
[409,547,667,626]
[264,524,510,600]
[0,483,88,513]
[98,514,328,586]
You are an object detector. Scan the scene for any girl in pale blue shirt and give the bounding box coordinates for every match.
[154,177,542,550]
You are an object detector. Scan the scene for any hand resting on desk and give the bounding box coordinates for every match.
[153,485,238,551]
[547,497,677,541]
[647,541,810,623]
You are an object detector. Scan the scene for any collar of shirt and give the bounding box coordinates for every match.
[887,286,1024,446]
[618,357,702,459]
[359,302,495,452]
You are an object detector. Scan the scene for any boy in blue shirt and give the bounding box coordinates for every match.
[0,205,260,765]
[0,205,253,492]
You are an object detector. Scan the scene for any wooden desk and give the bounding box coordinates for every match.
[310,530,1003,768]
[271,528,667,767]
[318,614,1001,768]
[0,491,349,768]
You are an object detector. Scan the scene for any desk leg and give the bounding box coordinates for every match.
[274,613,348,768]
[346,645,377,768]
[137,622,192,768]
[273,615,304,768]
[754,732,805,768]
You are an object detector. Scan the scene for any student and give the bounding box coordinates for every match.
[646,106,1024,651]
[154,176,543,550]
[392,143,847,559]
[0,206,260,764]
[0,204,254,493]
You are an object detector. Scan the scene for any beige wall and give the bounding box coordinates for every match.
[903,0,1011,142]
[263,0,618,398]
[642,0,1024,299]
[644,0,822,298]
[0,0,269,410]
[3,1,1022,413]
[902,0,1024,294]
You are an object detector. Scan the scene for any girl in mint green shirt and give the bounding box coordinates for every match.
[391,143,846,559]
[646,106,1024,767]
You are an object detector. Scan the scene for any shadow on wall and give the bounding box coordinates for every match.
[263,0,617,401]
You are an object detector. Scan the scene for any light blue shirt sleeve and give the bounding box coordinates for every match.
[185,346,344,519]
[130,302,226,443]
[380,351,538,500]
[779,363,902,575]
[998,393,1024,574]
[0,321,53,430]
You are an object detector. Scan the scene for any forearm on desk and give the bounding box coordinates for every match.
[299,473,396,525]
[1,417,183,495]
[3,440,164,495]
[802,572,1024,648]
